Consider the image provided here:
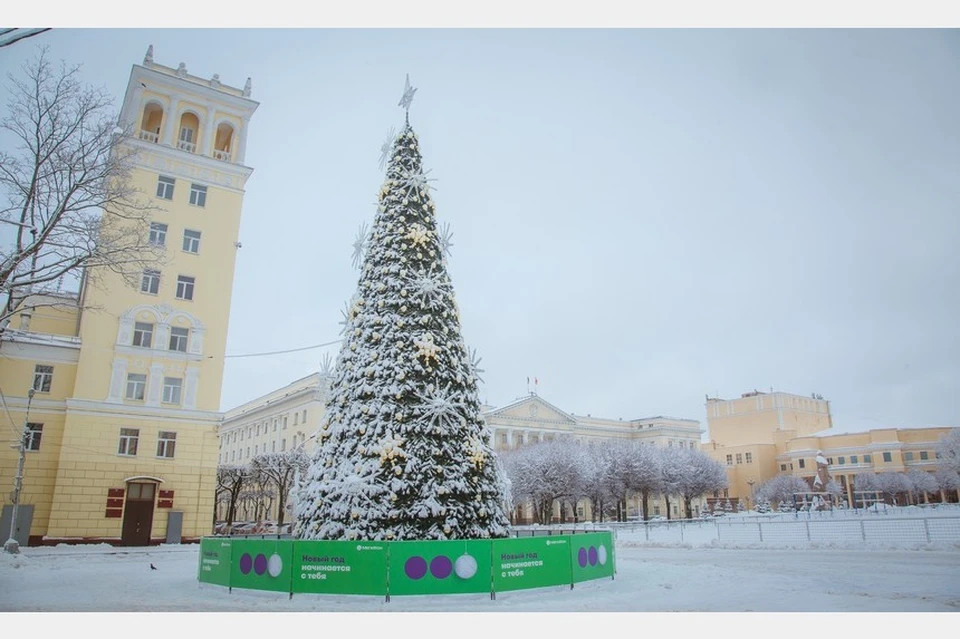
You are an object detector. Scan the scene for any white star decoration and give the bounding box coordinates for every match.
[398,73,417,114]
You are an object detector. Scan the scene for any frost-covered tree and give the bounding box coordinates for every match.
[250,449,309,526]
[935,429,960,495]
[294,110,510,541]
[877,472,911,506]
[628,443,663,521]
[906,469,938,505]
[755,474,809,509]
[671,447,727,520]
[578,442,616,522]
[501,439,582,525]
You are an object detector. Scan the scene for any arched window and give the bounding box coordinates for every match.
[139,102,164,143]
[213,121,235,162]
[177,111,201,153]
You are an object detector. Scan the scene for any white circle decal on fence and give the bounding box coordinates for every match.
[598,545,607,565]
[454,554,478,579]
[268,553,283,577]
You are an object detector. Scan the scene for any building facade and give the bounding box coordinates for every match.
[703,389,958,507]
[0,47,258,546]
[218,379,705,523]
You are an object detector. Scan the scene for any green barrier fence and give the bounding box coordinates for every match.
[199,531,614,600]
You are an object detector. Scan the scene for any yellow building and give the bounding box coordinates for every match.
[703,389,958,507]
[0,47,258,546]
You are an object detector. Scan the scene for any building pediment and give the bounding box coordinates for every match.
[484,395,578,426]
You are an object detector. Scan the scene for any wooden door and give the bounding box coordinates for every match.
[121,482,156,546]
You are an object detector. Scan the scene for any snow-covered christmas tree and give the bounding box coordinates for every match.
[294,76,511,542]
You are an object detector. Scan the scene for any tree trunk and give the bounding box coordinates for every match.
[641,489,650,521]
[665,495,672,520]
[683,495,692,520]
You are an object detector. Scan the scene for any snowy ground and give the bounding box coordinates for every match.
[1,508,957,635]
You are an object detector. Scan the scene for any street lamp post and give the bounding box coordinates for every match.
[5,388,36,554]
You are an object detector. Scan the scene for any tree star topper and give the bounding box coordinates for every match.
[398,73,417,120]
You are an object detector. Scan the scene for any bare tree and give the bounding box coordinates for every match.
[250,449,309,526]
[500,439,581,525]
[906,469,938,505]
[935,429,960,499]
[0,46,163,333]
[215,464,250,530]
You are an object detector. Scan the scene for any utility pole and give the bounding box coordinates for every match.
[4,388,36,554]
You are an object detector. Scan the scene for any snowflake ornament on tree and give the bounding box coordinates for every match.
[294,80,511,542]
[351,222,369,269]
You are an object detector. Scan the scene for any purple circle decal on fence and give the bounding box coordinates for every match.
[430,555,453,579]
[404,556,428,580]
[588,546,598,566]
[239,553,253,575]
[254,553,268,575]
[577,547,588,568]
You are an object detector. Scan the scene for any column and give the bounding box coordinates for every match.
[155,322,171,352]
[106,358,128,403]
[236,115,250,164]
[146,363,164,407]
[200,107,217,157]
[161,95,181,147]
[184,366,200,410]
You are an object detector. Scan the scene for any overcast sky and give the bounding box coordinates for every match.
[2,27,958,435]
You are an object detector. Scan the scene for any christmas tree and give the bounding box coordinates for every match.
[294,77,511,541]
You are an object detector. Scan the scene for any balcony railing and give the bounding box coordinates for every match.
[138,129,159,143]
[212,148,232,162]
[178,140,197,153]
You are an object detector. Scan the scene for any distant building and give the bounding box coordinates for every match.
[0,47,258,546]
[702,389,958,507]
[219,381,705,523]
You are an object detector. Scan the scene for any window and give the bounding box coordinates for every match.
[283,416,288,429]
[882,452,892,463]
[850,455,858,464]
[798,458,806,469]
[179,127,196,152]
[149,222,168,246]
[780,464,787,471]
[281,439,286,451]
[231,450,236,462]
[162,377,182,404]
[735,453,743,464]
[127,482,154,499]
[302,409,307,422]
[157,431,177,458]
[827,457,834,465]
[156,175,175,199]
[294,413,299,426]
[132,322,154,348]
[920,451,929,461]
[125,373,147,400]
[118,428,140,456]
[745,452,752,464]
[141,269,160,295]
[726,454,733,466]
[838,456,845,465]
[189,183,207,207]
[175,275,195,300]
[26,423,43,451]
[169,326,189,352]
[32,364,53,393]
[182,229,201,253]
[271,441,276,452]
[254,444,259,455]
[863,455,872,463]
[904,452,914,461]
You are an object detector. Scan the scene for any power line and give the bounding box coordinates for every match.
[221,339,342,359]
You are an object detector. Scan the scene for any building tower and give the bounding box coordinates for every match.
[37,48,258,545]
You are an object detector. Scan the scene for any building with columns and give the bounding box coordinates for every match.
[218,379,705,522]
[0,47,258,546]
